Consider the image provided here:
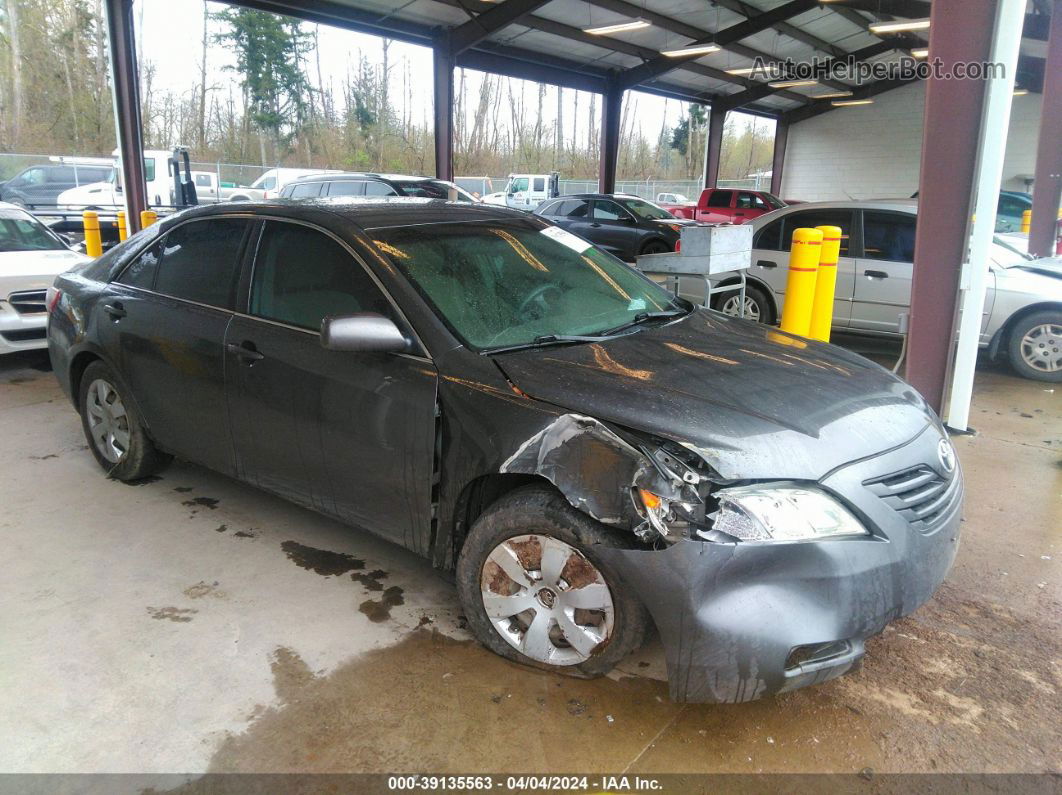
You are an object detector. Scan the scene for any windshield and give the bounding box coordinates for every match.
[618,198,676,221]
[372,220,682,351]
[762,193,786,209]
[0,211,66,252]
[393,179,478,202]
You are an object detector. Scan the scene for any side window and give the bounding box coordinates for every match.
[532,177,545,192]
[258,176,277,191]
[781,210,852,256]
[364,181,398,197]
[116,240,163,289]
[754,219,784,251]
[194,174,213,188]
[249,222,391,331]
[327,180,364,197]
[706,190,732,208]
[21,168,46,186]
[153,218,249,308]
[592,200,628,221]
[737,192,768,210]
[48,166,76,184]
[510,177,529,192]
[862,212,916,263]
[555,199,589,218]
[997,194,1025,217]
[288,181,322,199]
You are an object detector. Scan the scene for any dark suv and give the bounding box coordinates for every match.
[0,163,112,208]
[534,193,697,261]
[280,172,479,202]
[48,198,961,704]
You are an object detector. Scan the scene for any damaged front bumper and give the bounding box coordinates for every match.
[597,426,963,703]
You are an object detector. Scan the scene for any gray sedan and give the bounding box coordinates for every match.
[700,199,1061,382]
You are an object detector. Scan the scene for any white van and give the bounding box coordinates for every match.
[55,149,174,210]
[250,168,340,200]
[503,173,559,210]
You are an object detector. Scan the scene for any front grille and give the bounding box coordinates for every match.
[864,465,961,534]
[8,289,47,315]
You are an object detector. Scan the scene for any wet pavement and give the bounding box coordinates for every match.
[0,345,1058,775]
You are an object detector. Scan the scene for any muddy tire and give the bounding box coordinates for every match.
[456,484,649,678]
[79,360,171,481]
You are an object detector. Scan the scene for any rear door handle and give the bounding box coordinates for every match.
[103,302,126,319]
[226,341,264,362]
[864,269,889,279]
[756,259,777,269]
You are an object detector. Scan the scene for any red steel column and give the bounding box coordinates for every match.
[1029,0,1062,258]
[703,105,727,189]
[598,80,623,194]
[103,0,147,233]
[770,120,788,196]
[906,0,997,412]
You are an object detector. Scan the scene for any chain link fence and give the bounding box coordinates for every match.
[453,175,767,201]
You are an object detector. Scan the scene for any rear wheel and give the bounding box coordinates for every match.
[1007,311,1062,382]
[456,485,648,677]
[79,361,171,480]
[712,283,773,324]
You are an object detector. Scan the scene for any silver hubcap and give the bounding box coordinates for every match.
[86,379,130,464]
[721,294,761,322]
[1019,323,1062,374]
[480,534,615,666]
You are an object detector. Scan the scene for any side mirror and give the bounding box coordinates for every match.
[320,313,412,354]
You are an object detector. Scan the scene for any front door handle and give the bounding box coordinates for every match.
[103,302,126,319]
[590,222,602,227]
[756,259,777,269]
[226,341,264,362]
[864,269,889,279]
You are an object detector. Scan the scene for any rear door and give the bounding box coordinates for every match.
[107,216,252,473]
[549,198,593,238]
[851,210,917,333]
[698,190,734,223]
[224,219,438,550]
[587,199,640,259]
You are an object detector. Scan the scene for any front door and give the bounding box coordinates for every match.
[734,191,772,224]
[105,216,252,473]
[851,210,917,333]
[225,220,438,551]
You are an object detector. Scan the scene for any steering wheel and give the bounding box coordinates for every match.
[517,284,563,320]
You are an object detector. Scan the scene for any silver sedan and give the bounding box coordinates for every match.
[698,199,1061,382]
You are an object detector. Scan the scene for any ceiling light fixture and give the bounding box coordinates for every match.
[869,18,931,34]
[768,79,819,88]
[725,66,758,75]
[1013,88,1028,96]
[813,90,854,99]
[584,18,651,35]
[910,47,929,58]
[661,44,721,57]
[831,98,875,107]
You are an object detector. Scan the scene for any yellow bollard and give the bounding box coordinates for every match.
[808,225,842,342]
[116,211,128,242]
[779,227,823,338]
[82,211,102,258]
[1021,209,1031,234]
[140,209,158,228]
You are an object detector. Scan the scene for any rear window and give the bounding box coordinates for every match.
[152,218,250,308]
[288,181,322,199]
[706,190,732,208]
[327,181,364,197]
[533,178,545,192]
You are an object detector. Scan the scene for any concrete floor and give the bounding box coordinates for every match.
[0,342,1058,775]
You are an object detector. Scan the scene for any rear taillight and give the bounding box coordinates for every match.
[46,286,61,312]
[674,239,682,252]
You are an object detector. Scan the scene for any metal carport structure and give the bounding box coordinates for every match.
[102,0,1059,422]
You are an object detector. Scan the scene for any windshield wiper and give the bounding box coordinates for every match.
[597,308,688,337]
[485,333,610,355]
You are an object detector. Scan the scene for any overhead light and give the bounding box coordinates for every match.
[910,47,929,58]
[661,44,721,57]
[832,98,874,107]
[814,90,854,99]
[584,18,650,35]
[768,79,818,88]
[725,66,758,75]
[869,18,931,34]
[1013,88,1029,96]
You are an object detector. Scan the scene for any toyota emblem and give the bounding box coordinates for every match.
[937,439,956,473]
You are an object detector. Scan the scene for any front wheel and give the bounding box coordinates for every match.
[1006,311,1062,382]
[712,283,773,324]
[79,360,172,480]
[456,485,649,677]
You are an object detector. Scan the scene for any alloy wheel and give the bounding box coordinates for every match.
[720,293,761,322]
[480,534,615,666]
[85,378,131,464]
[1019,323,1062,374]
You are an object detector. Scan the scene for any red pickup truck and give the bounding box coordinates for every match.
[658,188,787,224]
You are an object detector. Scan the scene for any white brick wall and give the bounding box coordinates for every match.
[779,81,1043,201]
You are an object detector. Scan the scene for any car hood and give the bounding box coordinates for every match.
[55,182,116,204]
[0,248,87,284]
[493,309,937,481]
[1010,257,1062,280]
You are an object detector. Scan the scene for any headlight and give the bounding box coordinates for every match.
[712,485,868,543]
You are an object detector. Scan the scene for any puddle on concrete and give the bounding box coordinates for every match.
[351,569,388,592]
[126,475,163,486]
[281,540,364,577]
[359,586,404,622]
[183,497,219,510]
[233,530,257,539]
[147,606,197,623]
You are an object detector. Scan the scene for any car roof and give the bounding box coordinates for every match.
[560,193,644,200]
[162,196,529,230]
[290,172,436,185]
[760,198,919,215]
